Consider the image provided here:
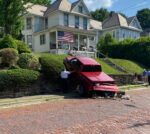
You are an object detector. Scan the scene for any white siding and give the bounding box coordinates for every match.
[33,32,50,52]
[72,2,89,15]
[59,12,90,30]
[48,12,59,27]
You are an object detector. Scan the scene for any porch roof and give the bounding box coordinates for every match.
[51,25,96,35]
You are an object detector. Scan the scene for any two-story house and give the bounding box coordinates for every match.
[22,0,97,56]
[22,0,142,55]
[102,12,143,40]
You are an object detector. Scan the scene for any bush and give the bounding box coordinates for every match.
[0,48,18,67]
[17,53,40,70]
[0,35,17,49]
[100,37,150,67]
[39,54,67,81]
[15,40,31,54]
[0,69,40,91]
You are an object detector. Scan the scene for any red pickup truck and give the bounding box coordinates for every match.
[64,56,120,97]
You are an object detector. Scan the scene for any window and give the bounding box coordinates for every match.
[27,35,32,45]
[26,17,32,30]
[113,31,115,38]
[27,35,32,48]
[64,13,69,26]
[75,16,79,28]
[78,6,83,13]
[40,34,46,45]
[83,18,87,30]
[45,17,48,29]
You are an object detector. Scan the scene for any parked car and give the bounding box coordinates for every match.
[63,56,120,97]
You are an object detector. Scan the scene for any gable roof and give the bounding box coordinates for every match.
[102,12,128,29]
[44,0,71,16]
[127,16,135,24]
[90,19,102,30]
[71,0,80,10]
[25,3,47,16]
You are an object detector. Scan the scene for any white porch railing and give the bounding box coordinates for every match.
[49,49,96,58]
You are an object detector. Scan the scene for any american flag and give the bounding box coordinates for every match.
[58,31,74,43]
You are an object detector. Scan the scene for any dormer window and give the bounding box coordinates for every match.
[78,6,83,13]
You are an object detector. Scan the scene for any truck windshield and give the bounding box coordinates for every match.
[82,65,102,72]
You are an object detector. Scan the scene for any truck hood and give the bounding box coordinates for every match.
[81,72,115,82]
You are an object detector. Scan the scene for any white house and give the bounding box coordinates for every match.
[22,0,97,57]
[22,0,142,55]
[102,12,143,41]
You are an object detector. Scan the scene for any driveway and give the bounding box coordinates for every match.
[0,88,150,134]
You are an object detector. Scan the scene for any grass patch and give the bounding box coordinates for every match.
[119,84,146,91]
[109,58,144,74]
[96,58,123,74]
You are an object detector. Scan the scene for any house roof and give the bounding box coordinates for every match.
[102,12,128,29]
[90,19,102,30]
[71,0,80,10]
[25,3,47,16]
[127,16,135,24]
[44,0,72,16]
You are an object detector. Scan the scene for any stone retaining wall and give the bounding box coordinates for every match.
[110,74,143,86]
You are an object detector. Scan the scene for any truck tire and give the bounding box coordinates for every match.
[77,84,86,97]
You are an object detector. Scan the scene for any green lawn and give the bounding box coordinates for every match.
[109,58,144,74]
[96,58,122,74]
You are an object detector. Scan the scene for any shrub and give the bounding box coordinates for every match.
[0,69,40,91]
[0,35,17,49]
[0,48,18,67]
[100,37,150,67]
[39,54,67,81]
[17,53,40,70]
[15,40,31,54]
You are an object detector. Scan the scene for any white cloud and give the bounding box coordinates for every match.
[84,0,114,11]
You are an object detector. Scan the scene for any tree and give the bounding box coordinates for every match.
[0,0,51,38]
[32,0,51,5]
[136,8,150,29]
[91,8,110,22]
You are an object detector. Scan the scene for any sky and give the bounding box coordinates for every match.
[52,0,150,17]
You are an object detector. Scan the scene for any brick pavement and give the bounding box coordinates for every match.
[0,89,150,134]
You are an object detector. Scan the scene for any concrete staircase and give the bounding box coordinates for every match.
[102,58,128,73]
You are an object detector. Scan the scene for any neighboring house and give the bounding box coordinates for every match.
[141,28,150,37]
[22,0,142,54]
[22,0,97,56]
[102,12,142,41]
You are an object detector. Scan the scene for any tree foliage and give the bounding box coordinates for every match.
[136,8,150,29]
[0,0,51,38]
[91,8,110,22]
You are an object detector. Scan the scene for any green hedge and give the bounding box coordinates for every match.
[100,37,150,67]
[17,53,40,70]
[0,35,17,49]
[39,54,67,81]
[15,40,31,54]
[0,69,40,91]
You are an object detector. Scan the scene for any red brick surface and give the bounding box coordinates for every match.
[0,89,150,134]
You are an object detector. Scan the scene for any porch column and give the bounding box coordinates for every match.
[87,36,89,51]
[56,30,58,50]
[78,34,80,51]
